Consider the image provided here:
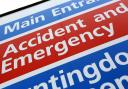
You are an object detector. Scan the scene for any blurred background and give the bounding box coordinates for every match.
[0,0,44,15]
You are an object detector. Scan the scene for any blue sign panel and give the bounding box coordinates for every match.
[0,0,111,41]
